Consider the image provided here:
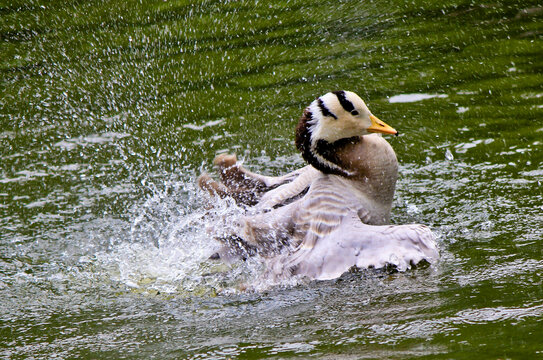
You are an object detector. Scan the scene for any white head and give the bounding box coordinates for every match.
[295,91,397,176]
[306,90,397,144]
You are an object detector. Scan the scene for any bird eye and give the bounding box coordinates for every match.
[351,110,359,116]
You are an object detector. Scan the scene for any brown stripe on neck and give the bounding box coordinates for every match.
[314,137,360,176]
[295,108,313,156]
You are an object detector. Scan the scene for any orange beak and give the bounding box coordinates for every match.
[368,115,398,135]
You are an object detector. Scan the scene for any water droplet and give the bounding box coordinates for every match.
[445,148,454,161]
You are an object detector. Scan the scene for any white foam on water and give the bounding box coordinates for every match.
[182,119,226,131]
[54,132,130,150]
[388,93,448,103]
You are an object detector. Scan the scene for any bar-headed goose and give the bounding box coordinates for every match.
[199,91,438,281]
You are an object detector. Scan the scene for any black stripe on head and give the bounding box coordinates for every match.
[296,107,358,177]
[332,90,354,112]
[317,98,337,119]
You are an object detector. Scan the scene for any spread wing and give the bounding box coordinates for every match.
[266,177,438,281]
[255,166,319,210]
[289,217,438,280]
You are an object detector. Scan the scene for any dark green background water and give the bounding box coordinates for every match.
[1,0,542,358]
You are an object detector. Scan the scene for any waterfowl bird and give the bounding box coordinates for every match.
[199,91,438,280]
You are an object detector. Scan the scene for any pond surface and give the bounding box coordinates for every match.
[1,0,542,358]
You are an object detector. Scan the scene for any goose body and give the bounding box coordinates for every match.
[198,91,438,280]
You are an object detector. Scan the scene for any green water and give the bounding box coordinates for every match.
[1,0,542,358]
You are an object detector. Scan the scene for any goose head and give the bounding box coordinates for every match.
[295,90,397,176]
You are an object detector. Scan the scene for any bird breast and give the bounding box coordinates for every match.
[333,134,398,214]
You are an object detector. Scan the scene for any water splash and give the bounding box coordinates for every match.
[92,174,280,296]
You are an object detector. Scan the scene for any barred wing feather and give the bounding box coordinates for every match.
[267,178,438,281]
